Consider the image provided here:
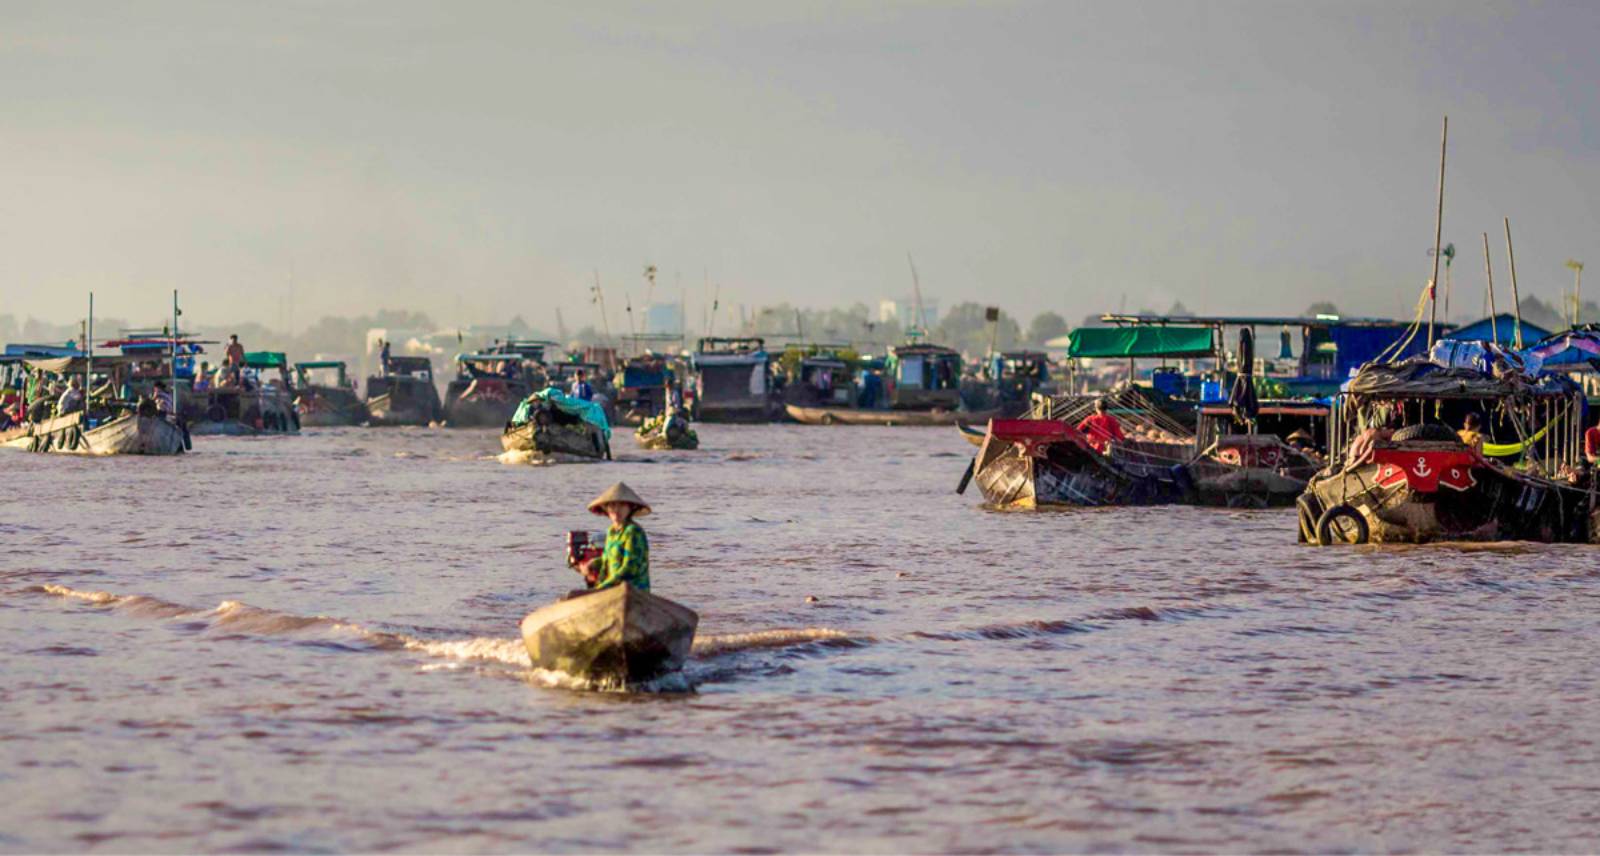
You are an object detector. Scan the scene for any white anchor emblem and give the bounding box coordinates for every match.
[1413,456,1433,477]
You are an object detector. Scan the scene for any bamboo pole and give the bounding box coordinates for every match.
[1483,233,1499,344]
[171,290,179,422]
[1505,218,1525,349]
[1428,116,1448,348]
[86,293,93,414]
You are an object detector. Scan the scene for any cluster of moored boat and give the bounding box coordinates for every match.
[960,326,1600,547]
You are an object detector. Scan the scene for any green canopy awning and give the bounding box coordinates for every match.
[1067,327,1214,359]
[244,351,288,368]
[295,360,346,370]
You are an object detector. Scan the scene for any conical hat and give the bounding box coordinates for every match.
[587,482,651,517]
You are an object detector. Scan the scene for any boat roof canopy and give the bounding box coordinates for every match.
[295,360,346,370]
[244,352,288,368]
[1345,358,1578,400]
[1101,313,1432,330]
[1068,326,1215,359]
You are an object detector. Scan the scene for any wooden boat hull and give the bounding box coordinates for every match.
[635,420,699,450]
[520,584,698,684]
[1300,448,1596,544]
[81,414,186,455]
[501,419,609,459]
[295,386,365,427]
[958,423,985,447]
[969,422,1188,509]
[787,404,998,426]
[365,393,433,427]
[192,390,300,435]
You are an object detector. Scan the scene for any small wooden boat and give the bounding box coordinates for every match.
[81,413,187,455]
[520,584,698,684]
[958,423,985,447]
[964,419,1189,508]
[787,404,998,426]
[502,391,612,460]
[11,411,186,456]
[634,412,699,450]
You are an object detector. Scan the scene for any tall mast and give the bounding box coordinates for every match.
[86,293,93,412]
[1504,218,1524,349]
[1427,115,1448,349]
[172,290,180,417]
[1482,233,1498,344]
[906,253,928,339]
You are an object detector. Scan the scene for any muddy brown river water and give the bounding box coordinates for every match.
[4,424,1600,852]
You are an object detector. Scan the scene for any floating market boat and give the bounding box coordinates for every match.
[1298,351,1597,545]
[22,411,187,455]
[501,388,612,461]
[443,340,558,427]
[691,337,775,423]
[365,355,442,427]
[964,418,1190,508]
[634,411,699,450]
[961,386,1322,509]
[519,583,699,684]
[293,361,363,427]
[192,352,300,435]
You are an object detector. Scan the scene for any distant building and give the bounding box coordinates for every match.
[1448,313,1552,346]
[644,303,683,335]
[878,297,939,331]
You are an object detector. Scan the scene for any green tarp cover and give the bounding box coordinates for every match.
[295,360,345,369]
[1068,327,1214,359]
[512,387,612,439]
[244,351,288,368]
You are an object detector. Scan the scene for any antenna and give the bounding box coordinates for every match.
[590,270,613,346]
[906,253,928,337]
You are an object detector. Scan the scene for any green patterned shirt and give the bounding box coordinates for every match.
[594,521,649,591]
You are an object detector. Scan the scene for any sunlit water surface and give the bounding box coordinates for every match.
[4,425,1600,852]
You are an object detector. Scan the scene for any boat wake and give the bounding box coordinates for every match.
[31,584,865,691]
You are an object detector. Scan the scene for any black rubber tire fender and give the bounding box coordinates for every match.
[1296,495,1319,544]
[1392,423,1460,443]
[1316,503,1370,546]
[206,404,227,422]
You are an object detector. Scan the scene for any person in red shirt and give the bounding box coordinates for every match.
[1585,419,1600,465]
[1075,398,1126,454]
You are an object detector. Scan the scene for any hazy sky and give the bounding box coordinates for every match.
[4,0,1599,334]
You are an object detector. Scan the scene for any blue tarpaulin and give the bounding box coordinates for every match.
[512,387,612,439]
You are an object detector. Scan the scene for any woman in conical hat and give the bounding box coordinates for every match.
[581,482,652,591]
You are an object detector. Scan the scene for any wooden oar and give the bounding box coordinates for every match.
[956,457,975,494]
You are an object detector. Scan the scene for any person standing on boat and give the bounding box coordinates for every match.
[569,370,595,402]
[379,339,392,374]
[1075,398,1126,454]
[578,482,651,592]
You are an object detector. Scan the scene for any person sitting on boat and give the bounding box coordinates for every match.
[569,370,595,402]
[57,378,85,416]
[152,380,175,420]
[665,376,685,413]
[1075,398,1126,454]
[1345,412,1398,466]
[1457,412,1485,454]
[193,362,212,394]
[577,482,651,592]
[1585,418,1600,465]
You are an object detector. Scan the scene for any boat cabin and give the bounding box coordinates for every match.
[295,360,350,390]
[779,345,856,408]
[692,337,773,421]
[887,343,962,410]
